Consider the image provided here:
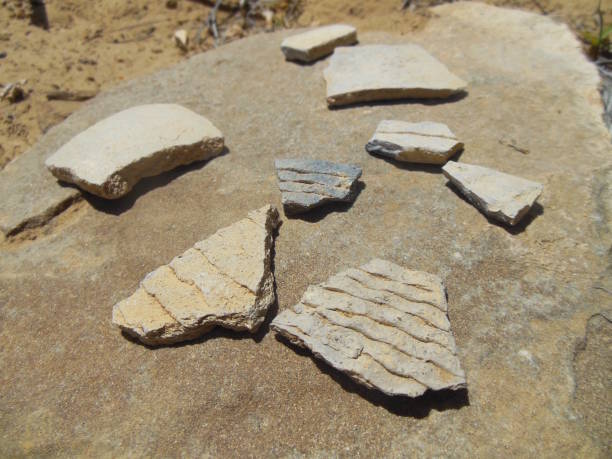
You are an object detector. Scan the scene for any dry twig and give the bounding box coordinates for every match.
[208,0,223,46]
[46,89,98,101]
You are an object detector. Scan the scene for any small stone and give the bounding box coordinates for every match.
[442,161,543,226]
[366,120,463,165]
[281,24,357,63]
[1,82,25,103]
[226,23,245,40]
[112,205,280,346]
[262,10,275,32]
[166,0,178,8]
[324,44,467,107]
[275,158,362,215]
[271,259,467,398]
[45,104,224,199]
[78,58,97,66]
[174,29,189,51]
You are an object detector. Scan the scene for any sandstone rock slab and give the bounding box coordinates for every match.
[0,148,81,237]
[442,161,543,226]
[366,120,463,164]
[45,104,224,199]
[324,44,467,107]
[271,259,467,397]
[112,205,280,345]
[275,158,362,215]
[2,3,612,456]
[281,24,357,63]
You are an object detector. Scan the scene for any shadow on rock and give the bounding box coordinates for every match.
[85,147,229,215]
[120,325,259,350]
[284,58,329,68]
[444,181,543,234]
[371,150,464,174]
[286,181,366,223]
[275,334,470,418]
[328,90,468,111]
[251,221,282,340]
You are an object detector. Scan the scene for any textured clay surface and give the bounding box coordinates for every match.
[275,158,362,214]
[113,205,280,345]
[272,259,467,397]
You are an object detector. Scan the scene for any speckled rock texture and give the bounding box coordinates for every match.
[272,259,467,397]
[1,3,611,457]
[112,205,280,345]
[442,161,543,225]
[0,146,80,236]
[45,104,224,199]
[324,44,467,107]
[366,120,463,164]
[281,24,357,63]
[275,158,362,214]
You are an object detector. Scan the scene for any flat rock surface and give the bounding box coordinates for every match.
[275,158,362,214]
[281,24,357,63]
[0,138,81,236]
[112,205,280,345]
[324,44,467,106]
[271,259,467,397]
[1,3,611,457]
[442,161,544,225]
[45,104,224,199]
[366,120,463,164]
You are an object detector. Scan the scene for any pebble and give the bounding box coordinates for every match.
[174,29,188,51]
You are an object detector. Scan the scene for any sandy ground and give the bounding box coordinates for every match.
[0,0,610,169]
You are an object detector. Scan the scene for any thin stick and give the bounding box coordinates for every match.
[597,0,604,56]
[108,19,168,34]
[208,0,223,46]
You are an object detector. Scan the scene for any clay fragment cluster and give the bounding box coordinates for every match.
[27,21,552,403]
